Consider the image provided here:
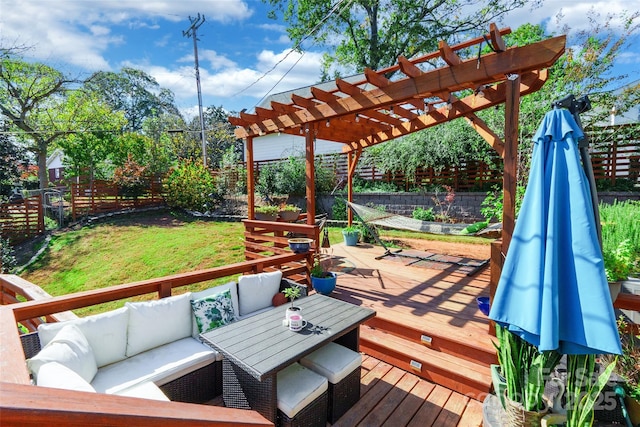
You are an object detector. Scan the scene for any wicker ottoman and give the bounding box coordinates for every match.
[300,342,362,424]
[276,363,328,427]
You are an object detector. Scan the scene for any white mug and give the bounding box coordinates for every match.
[289,314,306,331]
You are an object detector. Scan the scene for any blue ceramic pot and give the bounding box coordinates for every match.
[288,238,313,253]
[342,230,359,246]
[311,272,337,295]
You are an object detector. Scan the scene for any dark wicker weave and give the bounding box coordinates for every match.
[20,332,42,359]
[159,361,221,403]
[327,366,361,424]
[277,389,328,427]
[223,358,278,422]
[593,383,627,424]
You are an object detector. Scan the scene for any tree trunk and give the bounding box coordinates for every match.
[37,150,48,189]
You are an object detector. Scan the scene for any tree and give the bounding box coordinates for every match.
[56,91,127,180]
[183,105,242,169]
[85,67,182,133]
[265,0,538,77]
[0,56,77,189]
[0,119,27,200]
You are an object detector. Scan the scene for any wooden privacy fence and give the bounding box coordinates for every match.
[70,178,165,221]
[0,196,44,244]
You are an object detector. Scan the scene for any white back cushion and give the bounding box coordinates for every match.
[27,324,97,383]
[238,270,282,316]
[36,361,96,393]
[191,281,239,338]
[125,292,192,357]
[38,307,129,367]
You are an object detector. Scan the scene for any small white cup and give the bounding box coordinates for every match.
[289,314,306,331]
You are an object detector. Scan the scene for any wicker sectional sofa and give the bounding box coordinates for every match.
[21,271,306,403]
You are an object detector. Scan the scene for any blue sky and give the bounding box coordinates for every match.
[1,0,638,120]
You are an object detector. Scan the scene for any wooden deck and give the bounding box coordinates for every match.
[328,240,496,426]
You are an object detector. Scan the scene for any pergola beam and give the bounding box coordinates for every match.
[231,35,565,141]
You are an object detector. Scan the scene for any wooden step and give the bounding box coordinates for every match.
[366,313,498,366]
[360,325,492,399]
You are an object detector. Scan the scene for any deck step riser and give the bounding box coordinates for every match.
[360,339,491,400]
[365,317,497,366]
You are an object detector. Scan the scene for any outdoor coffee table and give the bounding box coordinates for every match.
[200,293,376,422]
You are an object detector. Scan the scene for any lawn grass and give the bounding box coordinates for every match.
[21,210,246,315]
[19,210,491,315]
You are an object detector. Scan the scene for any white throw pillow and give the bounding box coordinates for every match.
[238,270,282,316]
[36,361,96,393]
[125,292,192,357]
[190,281,239,338]
[38,307,129,368]
[27,324,97,384]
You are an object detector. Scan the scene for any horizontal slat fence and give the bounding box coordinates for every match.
[0,196,44,244]
[70,178,165,221]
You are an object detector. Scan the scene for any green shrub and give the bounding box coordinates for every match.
[164,160,217,212]
[112,155,148,199]
[412,206,435,221]
[600,200,640,277]
[1,236,17,273]
[257,155,336,200]
[481,185,526,222]
[332,197,347,220]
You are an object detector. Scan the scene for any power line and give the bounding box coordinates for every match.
[233,0,354,105]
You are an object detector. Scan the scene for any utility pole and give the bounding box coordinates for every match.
[183,13,208,167]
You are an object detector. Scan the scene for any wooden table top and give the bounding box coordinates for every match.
[201,294,376,380]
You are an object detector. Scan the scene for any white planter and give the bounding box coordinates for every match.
[285,306,302,322]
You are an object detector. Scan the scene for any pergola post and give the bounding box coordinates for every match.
[305,125,315,224]
[246,136,255,219]
[502,75,521,255]
[346,149,362,225]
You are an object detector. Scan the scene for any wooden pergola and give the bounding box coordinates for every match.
[229,23,565,261]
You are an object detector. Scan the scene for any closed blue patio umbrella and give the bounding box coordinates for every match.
[489,107,621,356]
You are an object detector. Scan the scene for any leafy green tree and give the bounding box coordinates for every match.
[85,67,182,133]
[265,0,537,76]
[0,119,27,200]
[183,105,242,169]
[57,91,126,180]
[0,57,77,188]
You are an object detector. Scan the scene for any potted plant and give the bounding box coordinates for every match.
[254,205,279,221]
[494,325,561,425]
[283,286,302,321]
[341,225,360,246]
[604,239,634,302]
[278,204,301,222]
[310,253,337,295]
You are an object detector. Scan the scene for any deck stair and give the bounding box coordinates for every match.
[360,313,497,399]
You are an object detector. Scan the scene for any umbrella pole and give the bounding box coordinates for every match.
[551,94,603,249]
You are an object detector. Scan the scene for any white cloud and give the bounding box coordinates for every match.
[617,51,640,65]
[0,0,254,71]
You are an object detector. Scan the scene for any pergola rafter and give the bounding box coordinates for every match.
[230,23,566,263]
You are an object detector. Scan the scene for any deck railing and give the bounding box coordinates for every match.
[0,252,311,426]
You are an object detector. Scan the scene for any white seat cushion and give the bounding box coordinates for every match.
[300,342,362,384]
[27,324,98,384]
[238,270,282,316]
[114,381,170,401]
[191,281,239,338]
[125,293,192,357]
[36,361,96,393]
[91,337,218,395]
[277,363,327,418]
[38,307,129,368]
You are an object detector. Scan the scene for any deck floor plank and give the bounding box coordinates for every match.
[357,372,420,426]
[407,384,453,427]
[334,367,405,427]
[381,379,435,427]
